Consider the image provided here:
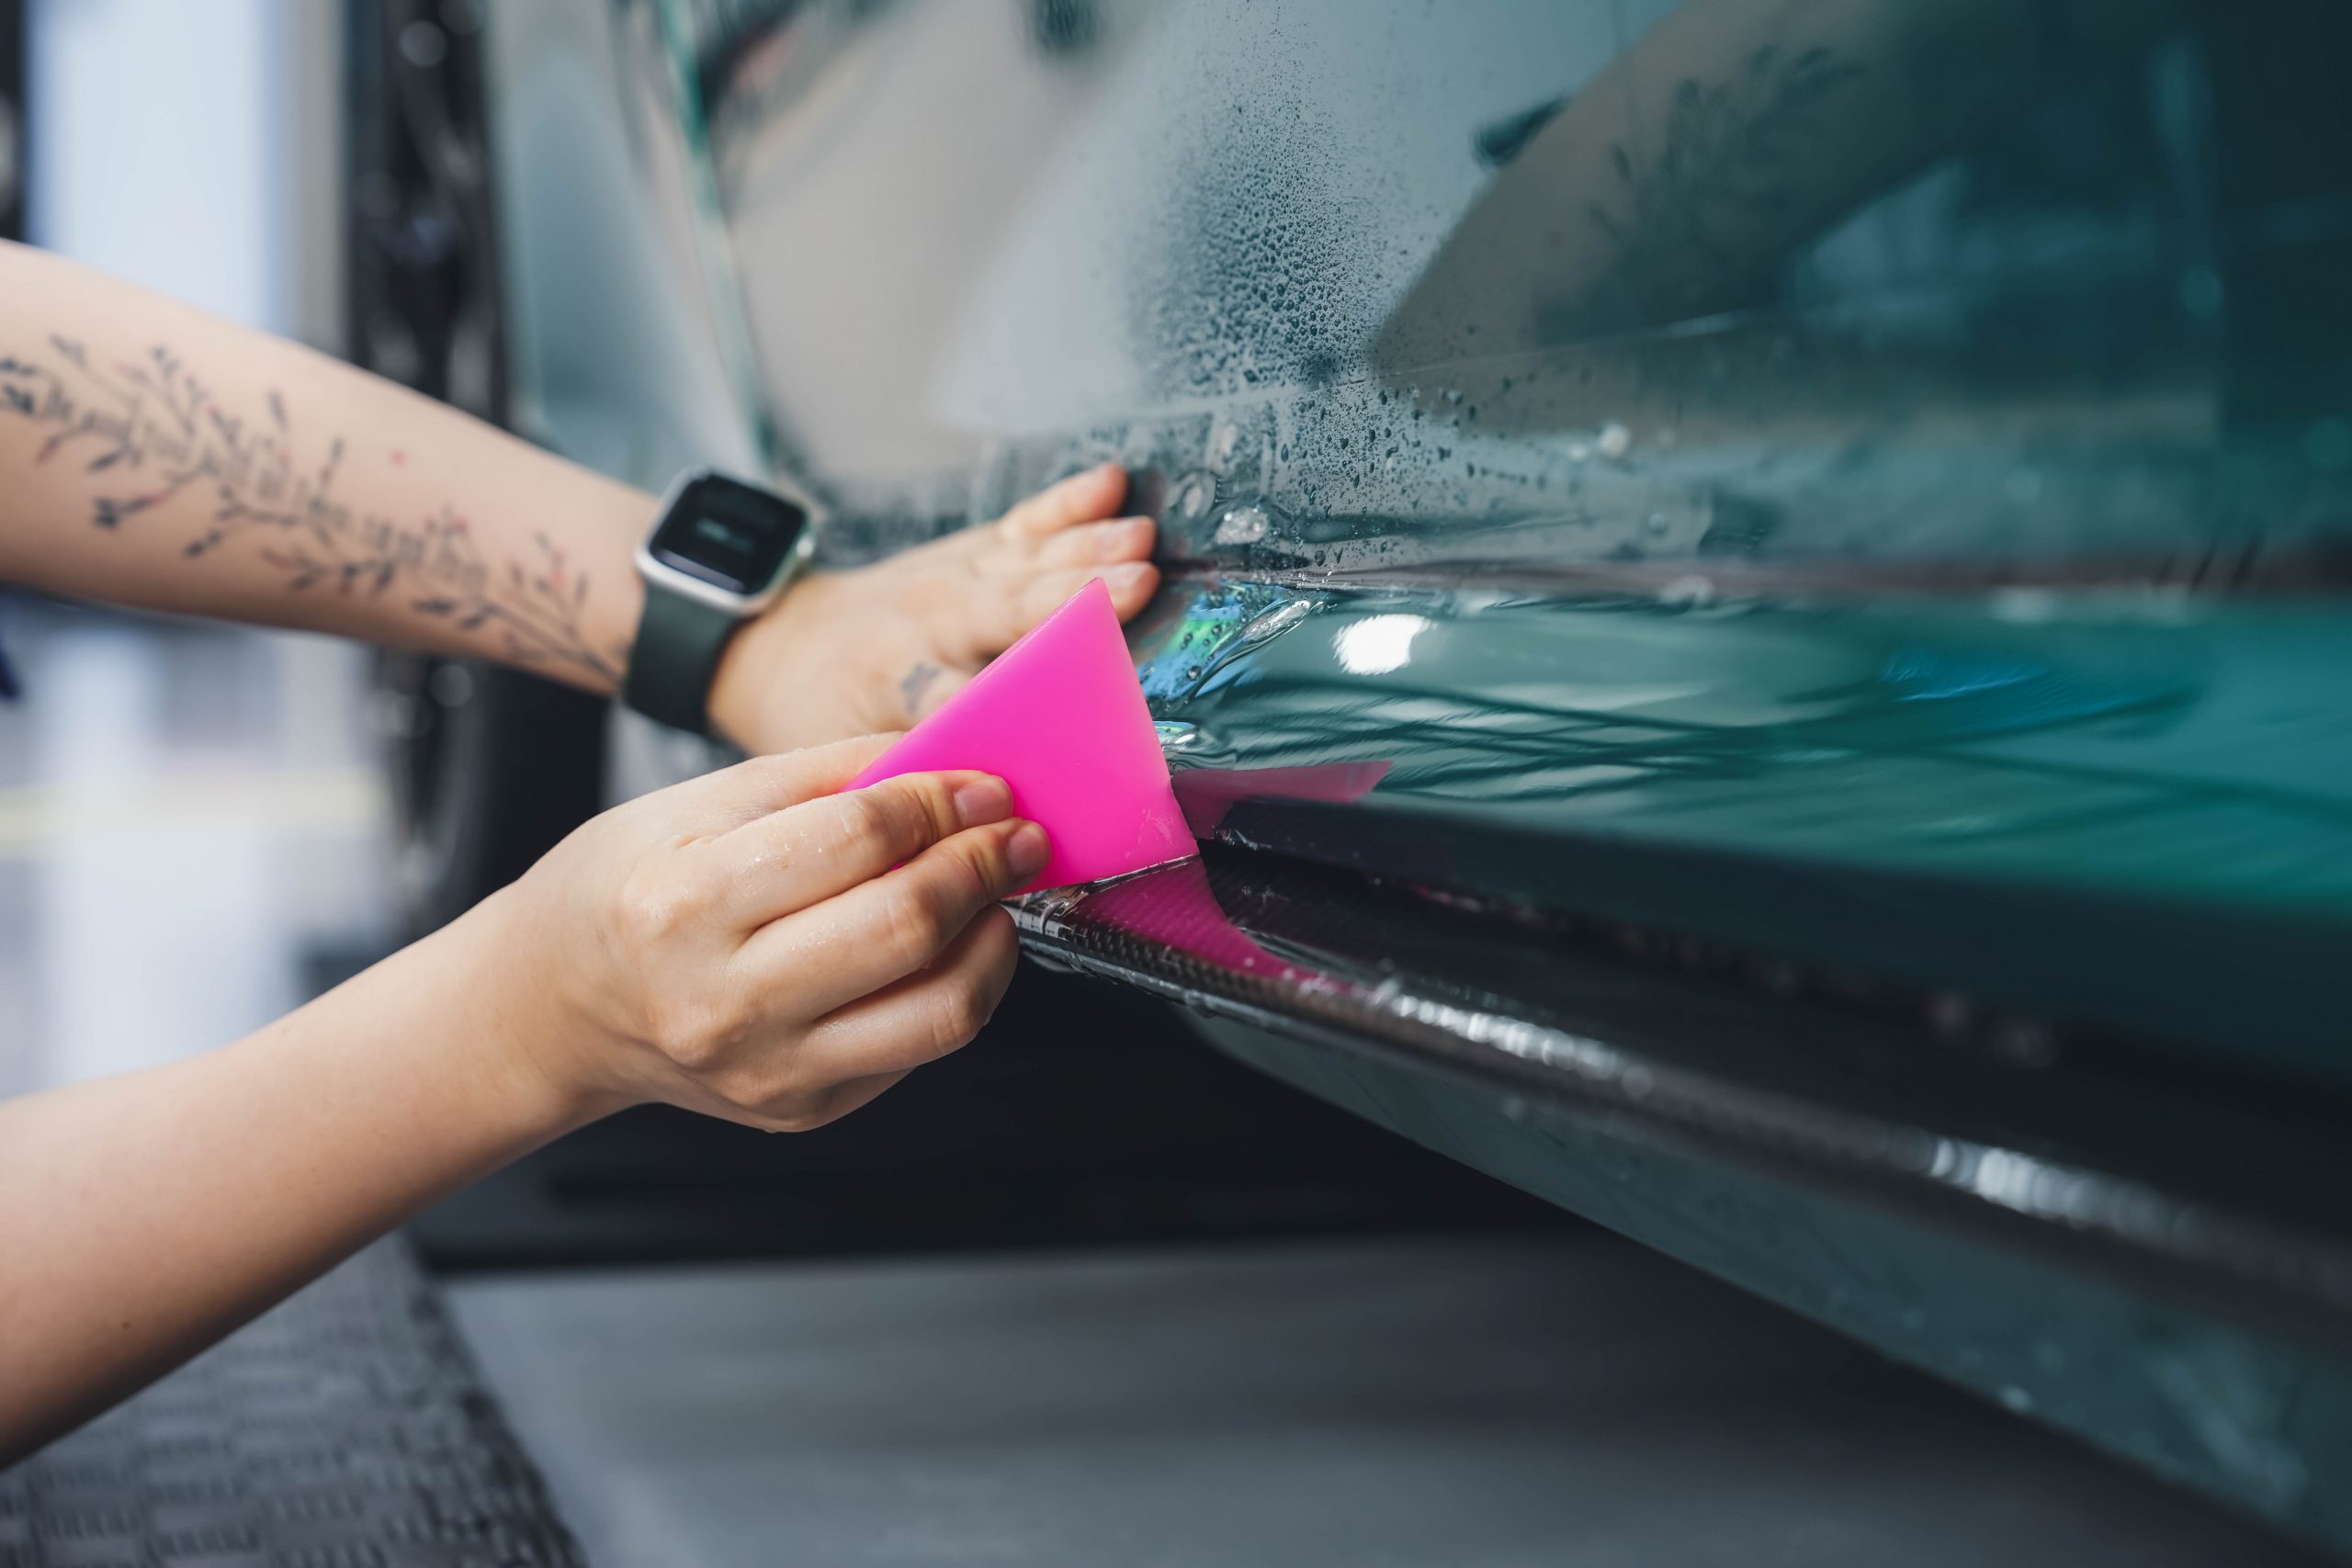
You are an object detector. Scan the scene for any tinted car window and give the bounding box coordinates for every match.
[664,1,2348,573]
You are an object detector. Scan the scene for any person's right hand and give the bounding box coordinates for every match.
[475,734,1048,1133]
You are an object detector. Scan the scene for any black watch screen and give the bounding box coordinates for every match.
[646,473,809,595]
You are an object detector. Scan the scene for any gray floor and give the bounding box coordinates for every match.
[450,1234,2320,1568]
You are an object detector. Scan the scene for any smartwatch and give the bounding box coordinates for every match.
[623,468,817,734]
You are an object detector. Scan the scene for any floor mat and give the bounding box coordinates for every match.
[0,1239,584,1568]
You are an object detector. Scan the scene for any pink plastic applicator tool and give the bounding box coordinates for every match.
[848,578,1195,894]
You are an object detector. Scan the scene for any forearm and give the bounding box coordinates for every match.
[0,739,1047,1461]
[0,887,598,1462]
[0,240,650,691]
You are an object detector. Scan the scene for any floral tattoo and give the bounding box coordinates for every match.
[0,337,624,682]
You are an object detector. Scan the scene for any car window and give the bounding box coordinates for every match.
[650,0,2346,586]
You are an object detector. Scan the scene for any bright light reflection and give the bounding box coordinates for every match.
[1335,614,1431,675]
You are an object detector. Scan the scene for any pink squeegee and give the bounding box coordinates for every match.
[848,578,1195,894]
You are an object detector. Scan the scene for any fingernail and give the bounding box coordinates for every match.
[1107,561,1151,589]
[1006,821,1050,880]
[955,776,1012,828]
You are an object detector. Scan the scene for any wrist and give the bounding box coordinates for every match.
[703,574,816,752]
[430,884,640,1138]
[703,625,760,752]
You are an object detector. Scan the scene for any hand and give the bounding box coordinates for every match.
[480,735,1047,1132]
[707,464,1159,754]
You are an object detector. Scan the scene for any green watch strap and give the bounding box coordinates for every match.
[623,583,741,735]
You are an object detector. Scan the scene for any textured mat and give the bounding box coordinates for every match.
[0,1239,583,1568]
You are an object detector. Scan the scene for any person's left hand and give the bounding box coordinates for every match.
[707,464,1158,755]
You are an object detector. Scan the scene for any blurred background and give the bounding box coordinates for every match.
[0,0,393,1109]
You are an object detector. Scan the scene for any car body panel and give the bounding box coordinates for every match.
[479,0,2352,1548]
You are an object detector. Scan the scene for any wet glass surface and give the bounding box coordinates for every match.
[661,0,2352,545]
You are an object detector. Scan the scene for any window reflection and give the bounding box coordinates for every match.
[1380,2,2190,364]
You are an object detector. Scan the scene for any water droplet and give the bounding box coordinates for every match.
[1234,598,1313,648]
[1659,574,1715,608]
[1596,422,1633,459]
[1214,504,1271,545]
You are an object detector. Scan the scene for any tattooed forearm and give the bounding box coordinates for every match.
[0,337,626,682]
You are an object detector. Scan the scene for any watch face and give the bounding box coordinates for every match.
[647,474,808,596]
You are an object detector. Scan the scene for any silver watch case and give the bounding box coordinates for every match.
[631,466,821,617]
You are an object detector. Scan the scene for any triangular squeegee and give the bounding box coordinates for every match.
[849,578,1196,894]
